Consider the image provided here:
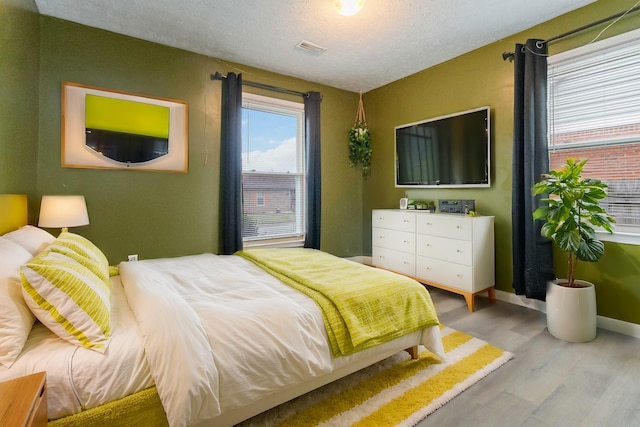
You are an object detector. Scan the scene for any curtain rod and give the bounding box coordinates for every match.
[502,4,640,61]
[211,72,308,97]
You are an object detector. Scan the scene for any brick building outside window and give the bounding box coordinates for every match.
[547,28,640,240]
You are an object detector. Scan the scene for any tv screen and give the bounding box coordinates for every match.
[395,107,490,188]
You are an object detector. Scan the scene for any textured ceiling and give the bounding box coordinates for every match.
[35,0,596,92]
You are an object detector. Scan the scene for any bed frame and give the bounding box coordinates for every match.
[49,340,421,427]
[0,194,27,235]
[0,194,421,427]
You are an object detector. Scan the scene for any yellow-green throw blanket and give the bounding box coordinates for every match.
[236,248,439,356]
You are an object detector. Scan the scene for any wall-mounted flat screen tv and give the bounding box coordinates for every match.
[395,106,490,188]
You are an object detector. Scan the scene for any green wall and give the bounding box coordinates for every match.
[364,0,640,324]
[36,17,363,262]
[1,5,362,263]
[0,0,40,217]
[3,0,639,326]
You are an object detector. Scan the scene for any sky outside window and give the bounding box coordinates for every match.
[242,109,299,173]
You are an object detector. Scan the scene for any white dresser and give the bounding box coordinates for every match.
[372,209,495,312]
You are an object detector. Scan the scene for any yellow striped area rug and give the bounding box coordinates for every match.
[239,326,513,427]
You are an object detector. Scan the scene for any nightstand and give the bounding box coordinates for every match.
[0,372,47,427]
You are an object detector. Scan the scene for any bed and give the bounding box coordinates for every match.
[0,194,443,427]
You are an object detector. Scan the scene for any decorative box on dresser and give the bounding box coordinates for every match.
[372,209,495,312]
[0,372,47,427]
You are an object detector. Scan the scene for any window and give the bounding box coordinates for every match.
[547,28,640,244]
[241,93,305,245]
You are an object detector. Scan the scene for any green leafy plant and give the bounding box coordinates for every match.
[348,124,372,177]
[349,92,372,178]
[408,199,434,210]
[532,158,615,287]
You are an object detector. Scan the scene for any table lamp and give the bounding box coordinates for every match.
[38,195,89,232]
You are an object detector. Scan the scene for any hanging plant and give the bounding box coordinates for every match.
[348,92,372,177]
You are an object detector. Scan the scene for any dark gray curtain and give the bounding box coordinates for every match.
[512,39,555,300]
[303,92,322,249]
[220,73,243,255]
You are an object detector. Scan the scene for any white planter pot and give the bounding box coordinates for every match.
[546,279,597,343]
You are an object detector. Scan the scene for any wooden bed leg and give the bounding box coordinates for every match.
[405,346,419,359]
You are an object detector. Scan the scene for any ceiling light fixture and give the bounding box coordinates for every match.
[335,0,365,16]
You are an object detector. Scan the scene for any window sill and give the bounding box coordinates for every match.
[243,236,305,248]
[597,231,640,246]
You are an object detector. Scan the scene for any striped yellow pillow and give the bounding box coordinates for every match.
[46,242,109,284]
[53,232,109,270]
[20,251,111,352]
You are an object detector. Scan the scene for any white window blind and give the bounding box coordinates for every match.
[547,28,640,240]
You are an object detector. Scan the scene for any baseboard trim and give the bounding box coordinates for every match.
[346,256,373,265]
[495,290,640,339]
[494,290,547,312]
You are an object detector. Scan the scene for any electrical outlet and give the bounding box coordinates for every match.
[127,254,138,262]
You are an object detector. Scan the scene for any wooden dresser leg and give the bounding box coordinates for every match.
[463,293,474,312]
[488,287,496,303]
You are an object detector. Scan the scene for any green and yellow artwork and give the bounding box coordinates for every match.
[85,94,170,163]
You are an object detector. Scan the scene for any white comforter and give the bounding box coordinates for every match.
[119,254,336,427]
[0,274,153,420]
[119,254,444,427]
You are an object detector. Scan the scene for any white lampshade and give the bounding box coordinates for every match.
[335,0,365,16]
[39,195,89,231]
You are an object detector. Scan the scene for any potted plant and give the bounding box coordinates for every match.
[348,91,372,178]
[348,124,372,177]
[532,158,615,342]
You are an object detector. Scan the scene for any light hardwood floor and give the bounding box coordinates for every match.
[417,287,640,427]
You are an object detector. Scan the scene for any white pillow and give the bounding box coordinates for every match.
[3,225,55,256]
[0,238,37,367]
[20,250,112,353]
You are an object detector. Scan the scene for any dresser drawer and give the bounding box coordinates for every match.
[372,210,415,232]
[416,234,472,265]
[416,256,473,292]
[372,246,416,277]
[372,227,415,253]
[416,214,472,240]
[371,210,495,312]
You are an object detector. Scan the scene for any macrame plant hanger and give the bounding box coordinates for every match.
[348,91,372,177]
[355,91,366,128]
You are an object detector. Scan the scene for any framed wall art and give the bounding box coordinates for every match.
[62,82,188,172]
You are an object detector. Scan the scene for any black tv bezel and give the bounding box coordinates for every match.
[394,106,491,189]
